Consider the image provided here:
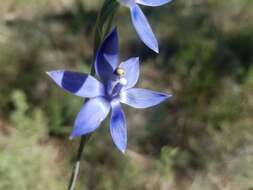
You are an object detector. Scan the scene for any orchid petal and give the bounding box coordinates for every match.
[130,5,159,53]
[119,57,140,90]
[120,88,171,108]
[104,53,119,70]
[70,97,110,138]
[47,70,104,98]
[95,28,119,81]
[136,0,173,7]
[110,100,127,153]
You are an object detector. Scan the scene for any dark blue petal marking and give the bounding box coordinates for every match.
[62,71,88,93]
[101,29,119,55]
[95,28,119,82]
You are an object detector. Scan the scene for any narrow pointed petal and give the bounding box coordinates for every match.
[47,70,104,98]
[119,57,140,90]
[110,100,127,153]
[95,28,119,81]
[70,97,110,138]
[130,5,159,53]
[136,0,173,7]
[120,88,171,108]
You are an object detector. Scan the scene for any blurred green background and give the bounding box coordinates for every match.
[0,0,253,189]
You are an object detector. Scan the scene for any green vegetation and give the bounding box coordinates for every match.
[0,90,66,190]
[0,0,253,189]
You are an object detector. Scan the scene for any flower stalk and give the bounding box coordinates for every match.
[67,134,90,190]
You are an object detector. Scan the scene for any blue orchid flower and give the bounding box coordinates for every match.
[47,28,172,153]
[119,0,173,53]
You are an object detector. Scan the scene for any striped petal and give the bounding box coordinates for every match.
[47,70,104,98]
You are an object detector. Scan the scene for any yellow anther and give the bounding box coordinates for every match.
[116,68,125,76]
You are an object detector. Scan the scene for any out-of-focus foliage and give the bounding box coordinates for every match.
[0,0,253,189]
[0,90,66,190]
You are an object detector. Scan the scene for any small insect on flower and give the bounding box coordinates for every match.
[47,28,172,154]
[118,0,173,53]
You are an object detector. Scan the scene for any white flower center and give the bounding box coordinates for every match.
[119,77,127,86]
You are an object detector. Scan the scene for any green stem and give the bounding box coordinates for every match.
[67,135,90,190]
[67,1,118,190]
[93,0,119,55]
